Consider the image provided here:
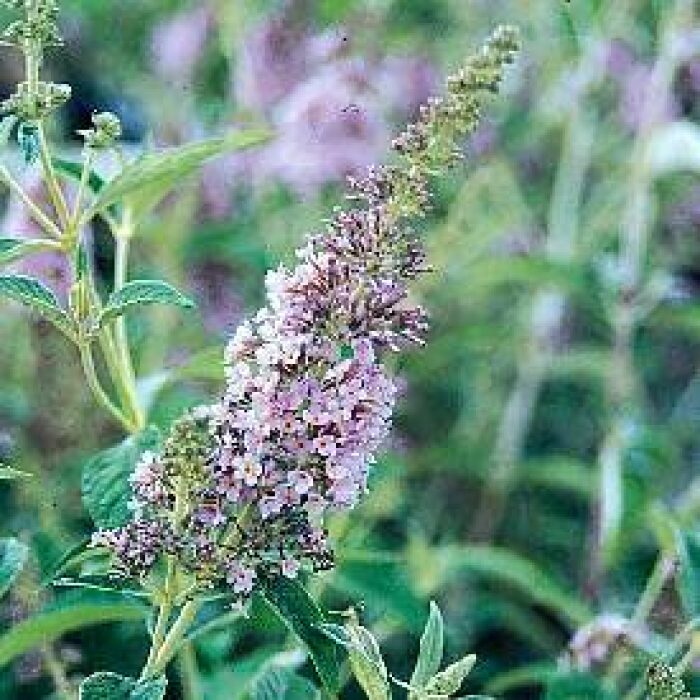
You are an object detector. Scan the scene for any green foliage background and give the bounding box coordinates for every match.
[1,0,700,698]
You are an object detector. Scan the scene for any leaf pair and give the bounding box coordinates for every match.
[408,602,478,699]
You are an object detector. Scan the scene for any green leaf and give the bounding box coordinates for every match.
[83,129,272,223]
[0,237,59,266]
[98,280,195,329]
[544,672,615,700]
[422,654,476,697]
[79,672,166,700]
[440,546,591,627]
[346,622,390,700]
[409,601,444,696]
[0,274,75,339]
[53,157,107,194]
[82,427,160,529]
[0,591,145,667]
[261,576,341,694]
[0,538,28,598]
[80,672,134,699]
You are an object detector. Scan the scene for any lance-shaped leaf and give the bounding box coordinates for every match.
[421,654,477,697]
[82,129,272,223]
[97,280,195,329]
[79,672,166,700]
[0,237,61,266]
[319,619,390,700]
[409,601,444,697]
[0,538,28,599]
[0,591,145,667]
[261,576,341,694]
[0,274,76,340]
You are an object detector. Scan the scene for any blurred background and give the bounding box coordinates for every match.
[1,0,700,697]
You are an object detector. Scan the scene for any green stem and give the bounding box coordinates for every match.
[149,599,201,678]
[78,341,136,433]
[37,122,71,231]
[113,222,145,431]
[140,559,176,681]
[69,148,93,235]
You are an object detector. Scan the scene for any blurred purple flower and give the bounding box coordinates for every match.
[188,261,245,336]
[150,5,213,88]
[376,55,438,120]
[235,5,310,114]
[254,59,390,195]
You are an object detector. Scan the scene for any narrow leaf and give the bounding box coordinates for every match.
[422,654,477,697]
[261,576,341,694]
[98,280,195,329]
[0,274,75,339]
[0,538,28,598]
[409,601,444,695]
[83,129,272,222]
[346,622,390,700]
[0,592,145,667]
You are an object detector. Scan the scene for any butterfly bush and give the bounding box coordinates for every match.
[94,25,520,602]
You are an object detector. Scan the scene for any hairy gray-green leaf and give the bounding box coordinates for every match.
[346,622,390,700]
[0,274,75,339]
[0,538,28,599]
[98,280,195,329]
[0,237,59,266]
[422,654,476,697]
[409,601,444,697]
[83,129,272,223]
[79,672,166,700]
[82,427,160,529]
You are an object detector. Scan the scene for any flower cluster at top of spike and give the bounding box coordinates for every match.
[93,26,520,602]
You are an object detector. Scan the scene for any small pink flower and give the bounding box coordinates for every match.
[281,557,300,579]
